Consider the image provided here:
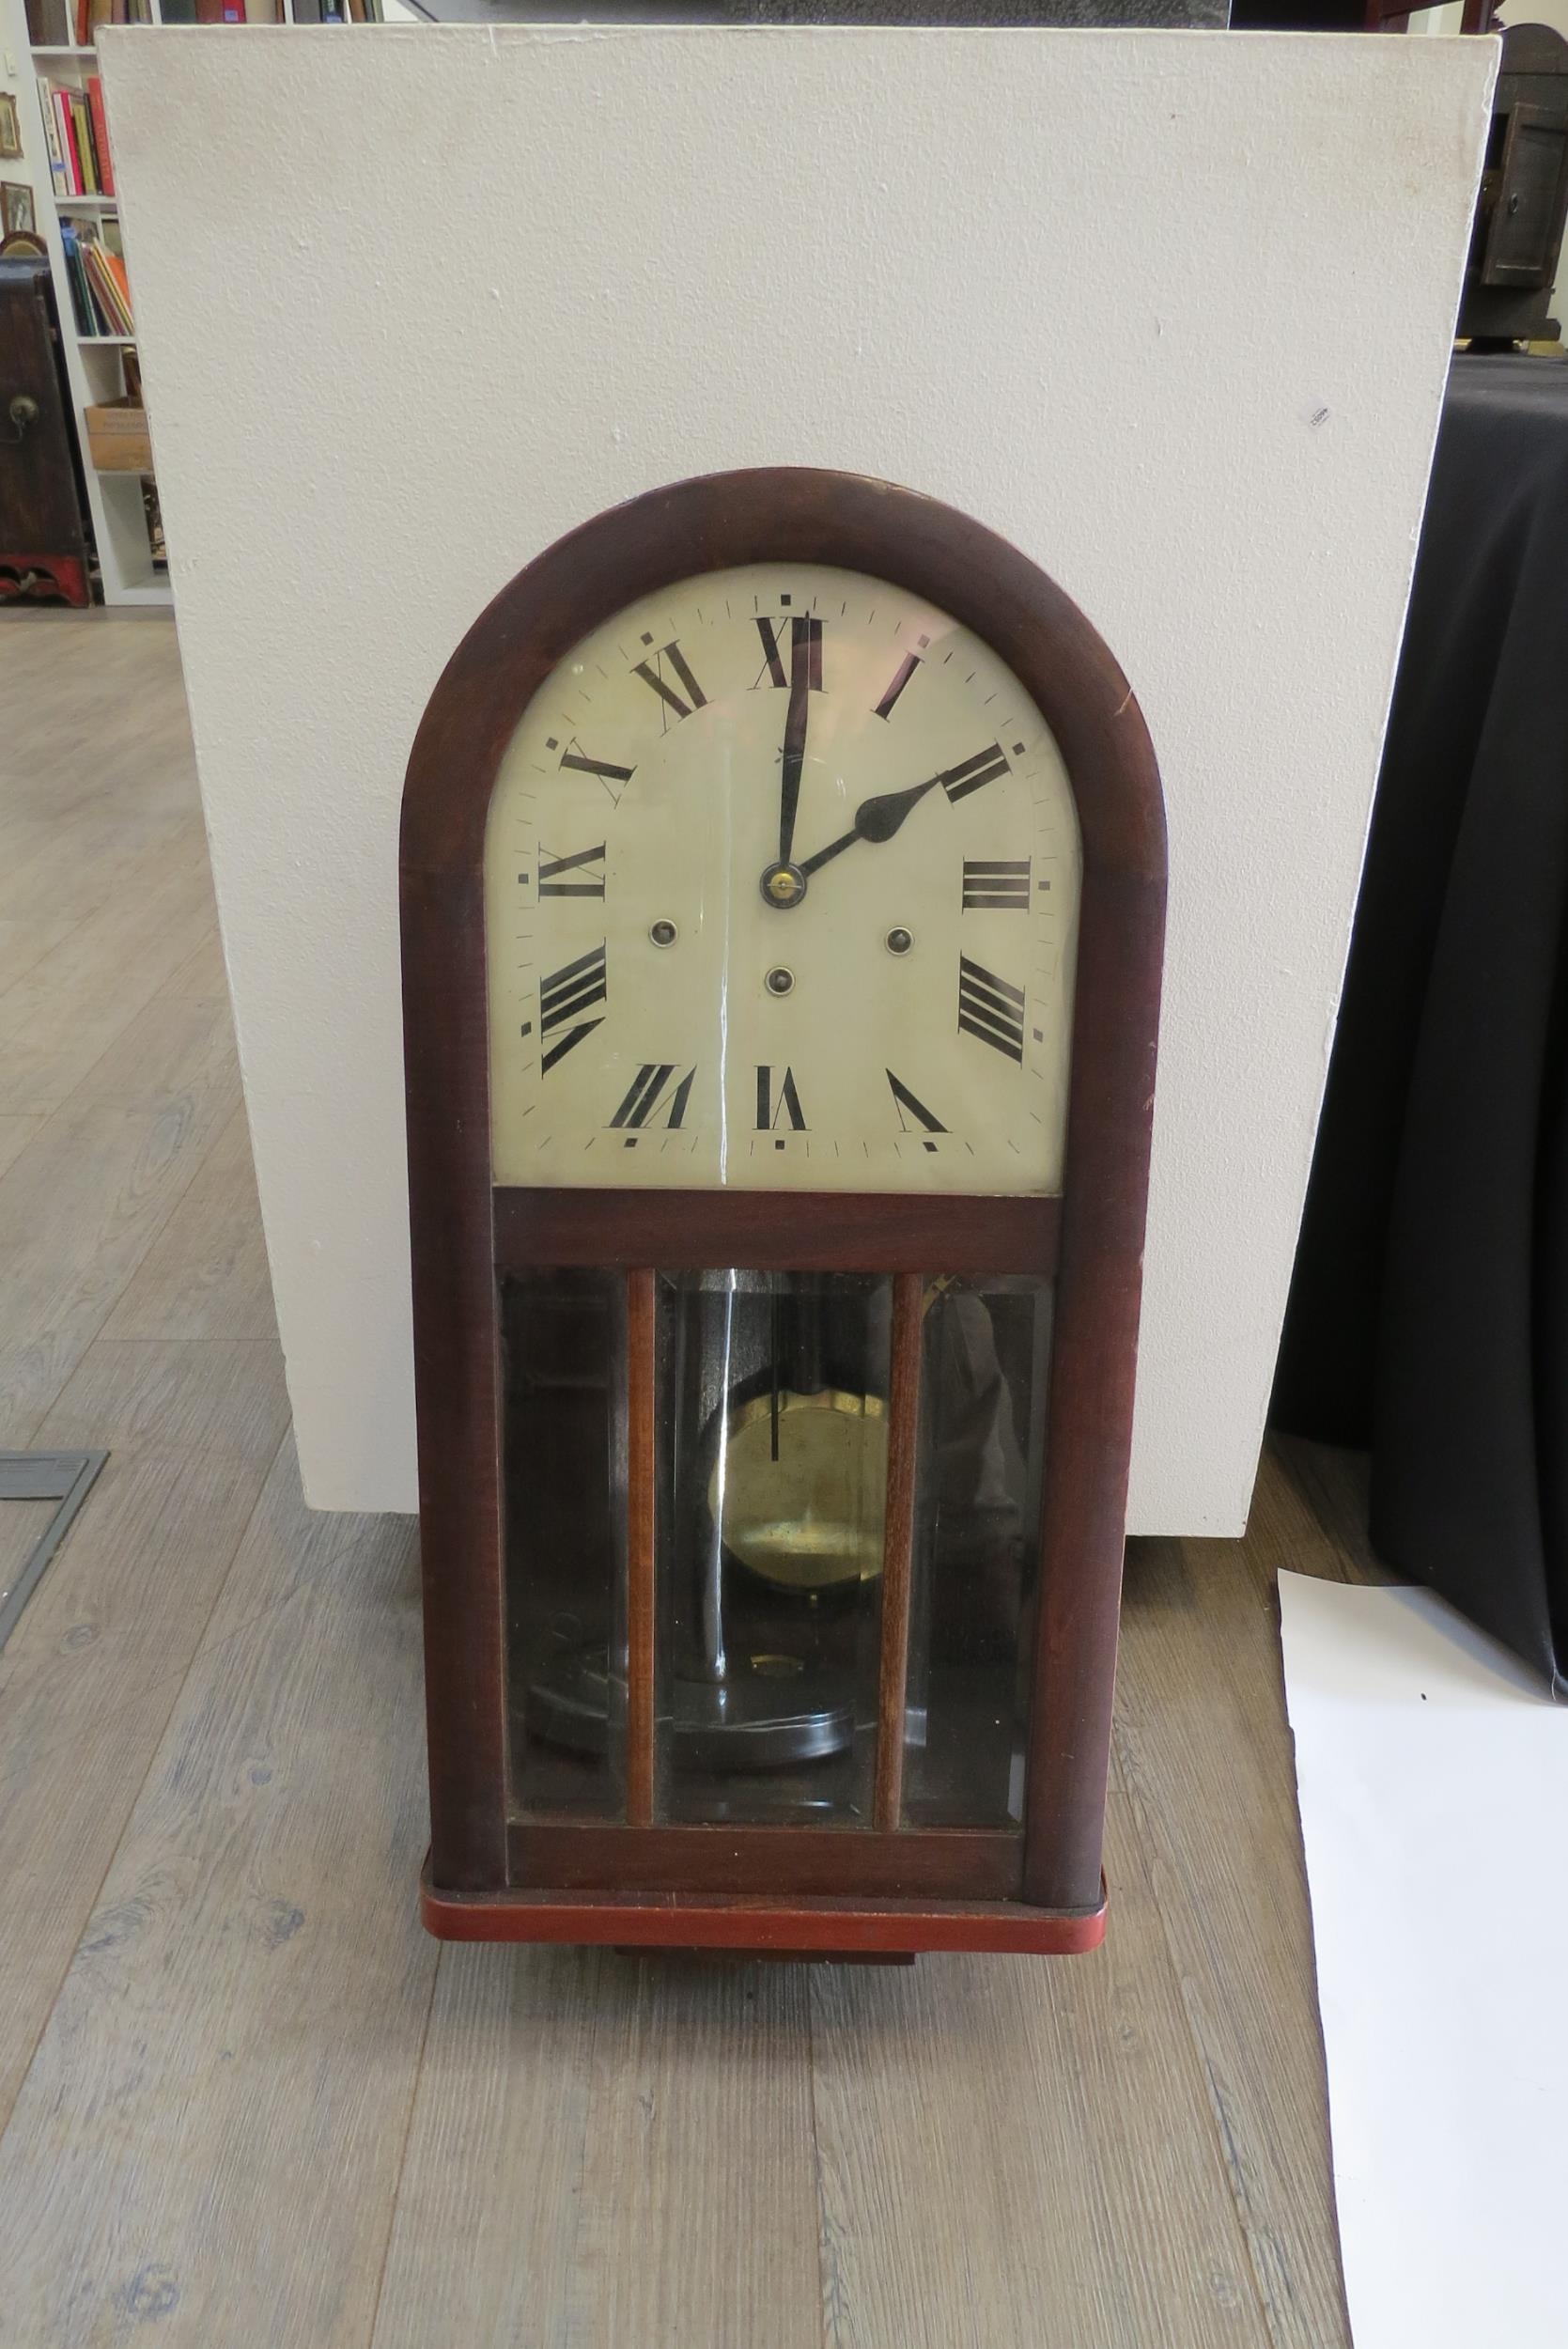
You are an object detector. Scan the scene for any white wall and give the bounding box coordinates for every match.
[102,25,1494,1527]
[0,0,53,235]
[1496,1,1568,34]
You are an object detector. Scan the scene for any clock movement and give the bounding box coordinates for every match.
[401,467,1164,1957]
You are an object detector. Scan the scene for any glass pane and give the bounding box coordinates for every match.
[901,1276,1052,1828]
[656,1268,891,1825]
[502,1268,627,1818]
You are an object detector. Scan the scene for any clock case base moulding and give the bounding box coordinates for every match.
[420,1862,1109,1959]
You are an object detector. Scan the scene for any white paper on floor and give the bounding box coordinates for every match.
[1278,1573,1566,2349]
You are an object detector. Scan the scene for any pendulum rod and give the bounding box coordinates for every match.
[625,1267,658,1827]
[873,1270,924,1832]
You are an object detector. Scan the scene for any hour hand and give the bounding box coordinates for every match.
[798,742,1010,879]
[797,775,941,879]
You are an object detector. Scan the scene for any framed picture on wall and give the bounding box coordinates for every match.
[0,181,36,235]
[0,94,24,161]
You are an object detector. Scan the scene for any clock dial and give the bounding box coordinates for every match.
[484,564,1080,1195]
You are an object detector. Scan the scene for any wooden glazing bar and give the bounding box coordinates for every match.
[624,1267,657,1828]
[873,1270,924,1831]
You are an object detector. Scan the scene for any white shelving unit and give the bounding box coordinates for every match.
[1,0,417,607]
[0,4,165,602]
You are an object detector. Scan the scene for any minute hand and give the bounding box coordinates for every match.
[777,620,813,867]
[797,742,1006,879]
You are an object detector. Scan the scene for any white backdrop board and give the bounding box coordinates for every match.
[1279,1575,1568,2349]
[102,26,1493,1518]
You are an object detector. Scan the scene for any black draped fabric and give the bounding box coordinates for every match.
[1272,354,1568,1691]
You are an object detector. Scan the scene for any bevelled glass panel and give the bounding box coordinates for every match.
[900,1276,1052,1828]
[501,1267,627,1818]
[655,1268,892,1826]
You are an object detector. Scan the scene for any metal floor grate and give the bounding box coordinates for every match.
[0,1452,108,1652]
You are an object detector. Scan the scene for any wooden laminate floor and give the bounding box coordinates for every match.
[0,612,1362,2349]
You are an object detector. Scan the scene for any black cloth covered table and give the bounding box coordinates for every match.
[1272,354,1568,1692]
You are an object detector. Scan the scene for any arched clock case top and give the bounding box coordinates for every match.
[401,467,1165,1958]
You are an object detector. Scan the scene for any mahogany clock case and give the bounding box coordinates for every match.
[401,467,1165,1957]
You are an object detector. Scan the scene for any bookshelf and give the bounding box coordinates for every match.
[0,0,412,609]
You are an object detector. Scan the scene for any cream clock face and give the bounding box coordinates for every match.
[484,563,1080,1195]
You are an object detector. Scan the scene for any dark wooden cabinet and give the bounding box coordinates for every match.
[1461,25,1568,348]
[0,257,90,607]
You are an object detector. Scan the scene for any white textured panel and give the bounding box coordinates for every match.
[101,26,1494,1517]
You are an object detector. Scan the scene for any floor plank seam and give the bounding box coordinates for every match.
[0,1419,292,2148]
[106,1101,239,1292]
[363,1939,444,2349]
[803,1970,844,2349]
[0,1094,101,1448]
[1110,1722,1285,2349]
[0,1086,241,1450]
[47,920,228,1109]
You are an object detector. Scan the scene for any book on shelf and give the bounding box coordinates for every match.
[72,88,95,189]
[58,220,94,332]
[59,217,133,338]
[24,0,150,39]
[24,0,72,45]
[59,89,88,190]
[35,78,67,193]
[85,74,114,193]
[85,239,132,334]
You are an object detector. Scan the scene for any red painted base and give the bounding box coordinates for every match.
[421,1860,1108,1958]
[0,553,90,607]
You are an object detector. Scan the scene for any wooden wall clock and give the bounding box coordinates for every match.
[401,467,1164,1959]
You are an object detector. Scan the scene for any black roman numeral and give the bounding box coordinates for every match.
[753,614,823,692]
[873,652,921,721]
[957,956,1025,1064]
[755,1065,807,1130]
[887,1070,946,1148]
[609,1064,696,1130]
[632,640,707,727]
[961,858,1031,910]
[539,942,607,1073]
[559,741,635,803]
[940,744,1011,805]
[537,842,606,899]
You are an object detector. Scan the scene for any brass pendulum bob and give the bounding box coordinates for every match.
[668,1273,874,1775]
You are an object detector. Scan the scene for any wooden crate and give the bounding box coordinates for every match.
[84,400,152,475]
